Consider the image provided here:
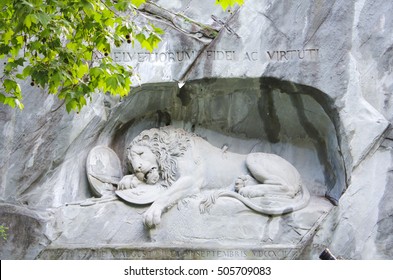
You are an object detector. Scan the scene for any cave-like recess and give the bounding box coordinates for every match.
[109,77,347,204]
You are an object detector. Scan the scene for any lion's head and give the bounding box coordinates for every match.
[127,127,192,188]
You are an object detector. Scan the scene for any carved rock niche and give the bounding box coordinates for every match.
[41,77,347,260]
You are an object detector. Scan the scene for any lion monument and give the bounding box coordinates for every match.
[117,126,310,228]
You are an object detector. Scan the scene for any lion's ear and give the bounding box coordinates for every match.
[142,135,150,141]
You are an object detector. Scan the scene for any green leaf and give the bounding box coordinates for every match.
[144,34,161,52]
[90,67,104,78]
[153,26,164,35]
[104,18,115,27]
[22,65,32,77]
[36,12,51,27]
[3,97,16,108]
[14,57,25,66]
[79,95,87,107]
[66,99,79,113]
[77,62,89,78]
[81,0,96,17]
[136,33,161,52]
[16,36,24,45]
[93,12,102,22]
[114,0,130,11]
[51,72,62,85]
[106,76,118,90]
[135,33,146,44]
[3,79,17,93]
[24,16,31,28]
[24,14,38,29]
[131,0,146,8]
[66,42,78,51]
[3,29,14,44]
[0,224,8,240]
[0,45,11,56]
[215,0,244,10]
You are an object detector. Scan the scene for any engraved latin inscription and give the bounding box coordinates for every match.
[266,49,319,61]
[113,50,197,63]
[111,48,320,63]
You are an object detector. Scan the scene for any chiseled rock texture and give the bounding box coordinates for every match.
[1,0,392,259]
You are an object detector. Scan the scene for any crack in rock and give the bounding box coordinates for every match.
[140,2,219,43]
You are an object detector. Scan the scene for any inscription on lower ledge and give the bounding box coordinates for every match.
[38,247,301,260]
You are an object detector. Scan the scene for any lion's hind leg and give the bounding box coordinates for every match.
[234,175,293,198]
[238,183,296,198]
[244,153,301,199]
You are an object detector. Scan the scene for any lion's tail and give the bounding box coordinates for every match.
[214,184,310,216]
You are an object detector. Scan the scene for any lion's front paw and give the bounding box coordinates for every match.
[143,204,163,228]
[118,175,138,190]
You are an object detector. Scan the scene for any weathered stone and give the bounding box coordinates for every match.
[0,204,51,259]
[1,0,392,259]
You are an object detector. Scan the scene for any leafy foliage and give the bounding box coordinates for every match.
[0,0,162,112]
[0,225,8,240]
[215,0,244,11]
[0,0,244,113]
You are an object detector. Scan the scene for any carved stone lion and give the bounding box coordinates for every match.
[118,126,310,228]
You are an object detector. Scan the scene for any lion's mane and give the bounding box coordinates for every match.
[127,127,192,188]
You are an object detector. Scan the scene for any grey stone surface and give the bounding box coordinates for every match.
[298,147,393,259]
[1,0,392,259]
[0,204,51,259]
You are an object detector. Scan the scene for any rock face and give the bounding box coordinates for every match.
[1,0,392,259]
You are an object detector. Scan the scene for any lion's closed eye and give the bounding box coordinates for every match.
[132,151,144,156]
